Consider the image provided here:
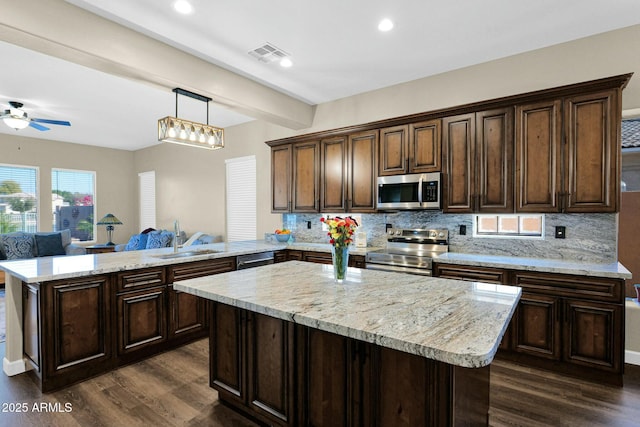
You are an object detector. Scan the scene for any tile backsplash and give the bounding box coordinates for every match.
[283,211,618,263]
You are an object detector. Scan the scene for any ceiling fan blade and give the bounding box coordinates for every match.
[31,118,71,126]
[29,122,50,131]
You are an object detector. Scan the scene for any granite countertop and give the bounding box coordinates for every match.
[174,261,521,368]
[434,252,632,279]
[0,240,377,283]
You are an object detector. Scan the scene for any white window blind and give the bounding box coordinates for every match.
[226,156,256,242]
[0,164,39,233]
[138,171,156,231]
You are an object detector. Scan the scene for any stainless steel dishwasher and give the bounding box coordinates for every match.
[236,251,275,269]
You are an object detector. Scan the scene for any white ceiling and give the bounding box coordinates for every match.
[2,0,640,151]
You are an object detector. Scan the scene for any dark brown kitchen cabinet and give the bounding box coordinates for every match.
[116,286,167,356]
[432,263,625,385]
[563,299,622,372]
[271,144,292,212]
[320,136,348,212]
[515,99,563,212]
[563,90,619,212]
[347,130,378,212]
[26,275,114,392]
[210,302,296,426]
[300,250,366,268]
[271,140,320,213]
[168,285,206,338]
[442,108,514,213]
[379,120,441,176]
[516,89,621,213]
[512,293,561,360]
[292,140,320,212]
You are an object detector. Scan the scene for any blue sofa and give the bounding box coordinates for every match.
[0,229,86,260]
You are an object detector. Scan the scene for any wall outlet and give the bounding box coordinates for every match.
[307,221,311,229]
[555,226,566,239]
[459,225,466,235]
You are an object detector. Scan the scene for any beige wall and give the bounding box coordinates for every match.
[0,132,136,245]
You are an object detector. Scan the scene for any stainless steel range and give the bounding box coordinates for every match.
[365,228,449,276]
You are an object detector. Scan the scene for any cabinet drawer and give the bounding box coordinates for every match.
[168,258,236,282]
[116,268,166,292]
[433,263,507,284]
[513,272,624,303]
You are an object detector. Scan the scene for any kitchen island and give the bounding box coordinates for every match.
[174,261,521,426]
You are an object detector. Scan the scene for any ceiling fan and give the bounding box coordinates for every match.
[1,101,71,131]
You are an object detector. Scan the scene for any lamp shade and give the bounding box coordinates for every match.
[97,213,123,225]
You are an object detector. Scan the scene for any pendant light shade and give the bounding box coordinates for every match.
[158,88,224,150]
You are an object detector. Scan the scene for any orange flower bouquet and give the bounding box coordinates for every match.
[320,216,359,281]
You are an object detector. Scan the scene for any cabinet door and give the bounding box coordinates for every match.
[564,90,619,212]
[211,303,245,406]
[117,286,167,355]
[515,100,562,212]
[300,328,351,427]
[292,141,320,212]
[168,286,206,338]
[409,119,441,173]
[320,136,347,212]
[272,144,292,212]
[44,276,112,381]
[476,108,514,212]
[379,125,408,176]
[513,293,561,360]
[247,312,295,425]
[563,299,622,372]
[348,130,378,212]
[442,113,475,213]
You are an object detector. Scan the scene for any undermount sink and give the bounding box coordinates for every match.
[153,249,221,259]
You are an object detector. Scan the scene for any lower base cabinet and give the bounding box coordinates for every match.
[433,263,625,385]
[211,302,490,427]
[211,303,295,426]
[23,258,235,392]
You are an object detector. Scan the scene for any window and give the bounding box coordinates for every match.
[473,214,544,239]
[138,171,156,230]
[0,164,38,233]
[226,156,256,242]
[52,169,96,242]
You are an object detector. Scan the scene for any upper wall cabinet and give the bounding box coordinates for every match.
[267,74,630,215]
[271,141,320,213]
[378,120,441,176]
[442,108,514,213]
[516,89,620,213]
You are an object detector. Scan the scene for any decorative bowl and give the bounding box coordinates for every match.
[275,233,291,242]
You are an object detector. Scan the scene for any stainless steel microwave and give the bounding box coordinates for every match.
[376,172,441,210]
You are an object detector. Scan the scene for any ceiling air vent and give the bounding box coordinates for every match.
[248,42,290,63]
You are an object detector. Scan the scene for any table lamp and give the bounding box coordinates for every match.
[97,213,123,246]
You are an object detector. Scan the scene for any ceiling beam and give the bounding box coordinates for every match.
[0,0,315,130]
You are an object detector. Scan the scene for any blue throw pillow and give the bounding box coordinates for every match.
[125,234,141,251]
[35,233,66,257]
[146,231,173,249]
[1,233,35,260]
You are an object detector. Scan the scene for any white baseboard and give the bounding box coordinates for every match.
[625,350,640,366]
[3,357,26,376]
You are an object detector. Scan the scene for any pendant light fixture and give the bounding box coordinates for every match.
[158,88,224,150]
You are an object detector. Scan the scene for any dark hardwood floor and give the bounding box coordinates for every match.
[1,338,639,426]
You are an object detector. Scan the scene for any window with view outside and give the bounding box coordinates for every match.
[52,169,96,242]
[0,164,39,233]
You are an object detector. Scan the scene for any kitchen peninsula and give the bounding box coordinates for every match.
[174,261,521,426]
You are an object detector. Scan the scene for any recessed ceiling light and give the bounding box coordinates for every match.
[378,18,394,32]
[279,58,293,68]
[173,0,193,14]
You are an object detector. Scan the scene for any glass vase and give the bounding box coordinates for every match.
[331,245,349,282]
